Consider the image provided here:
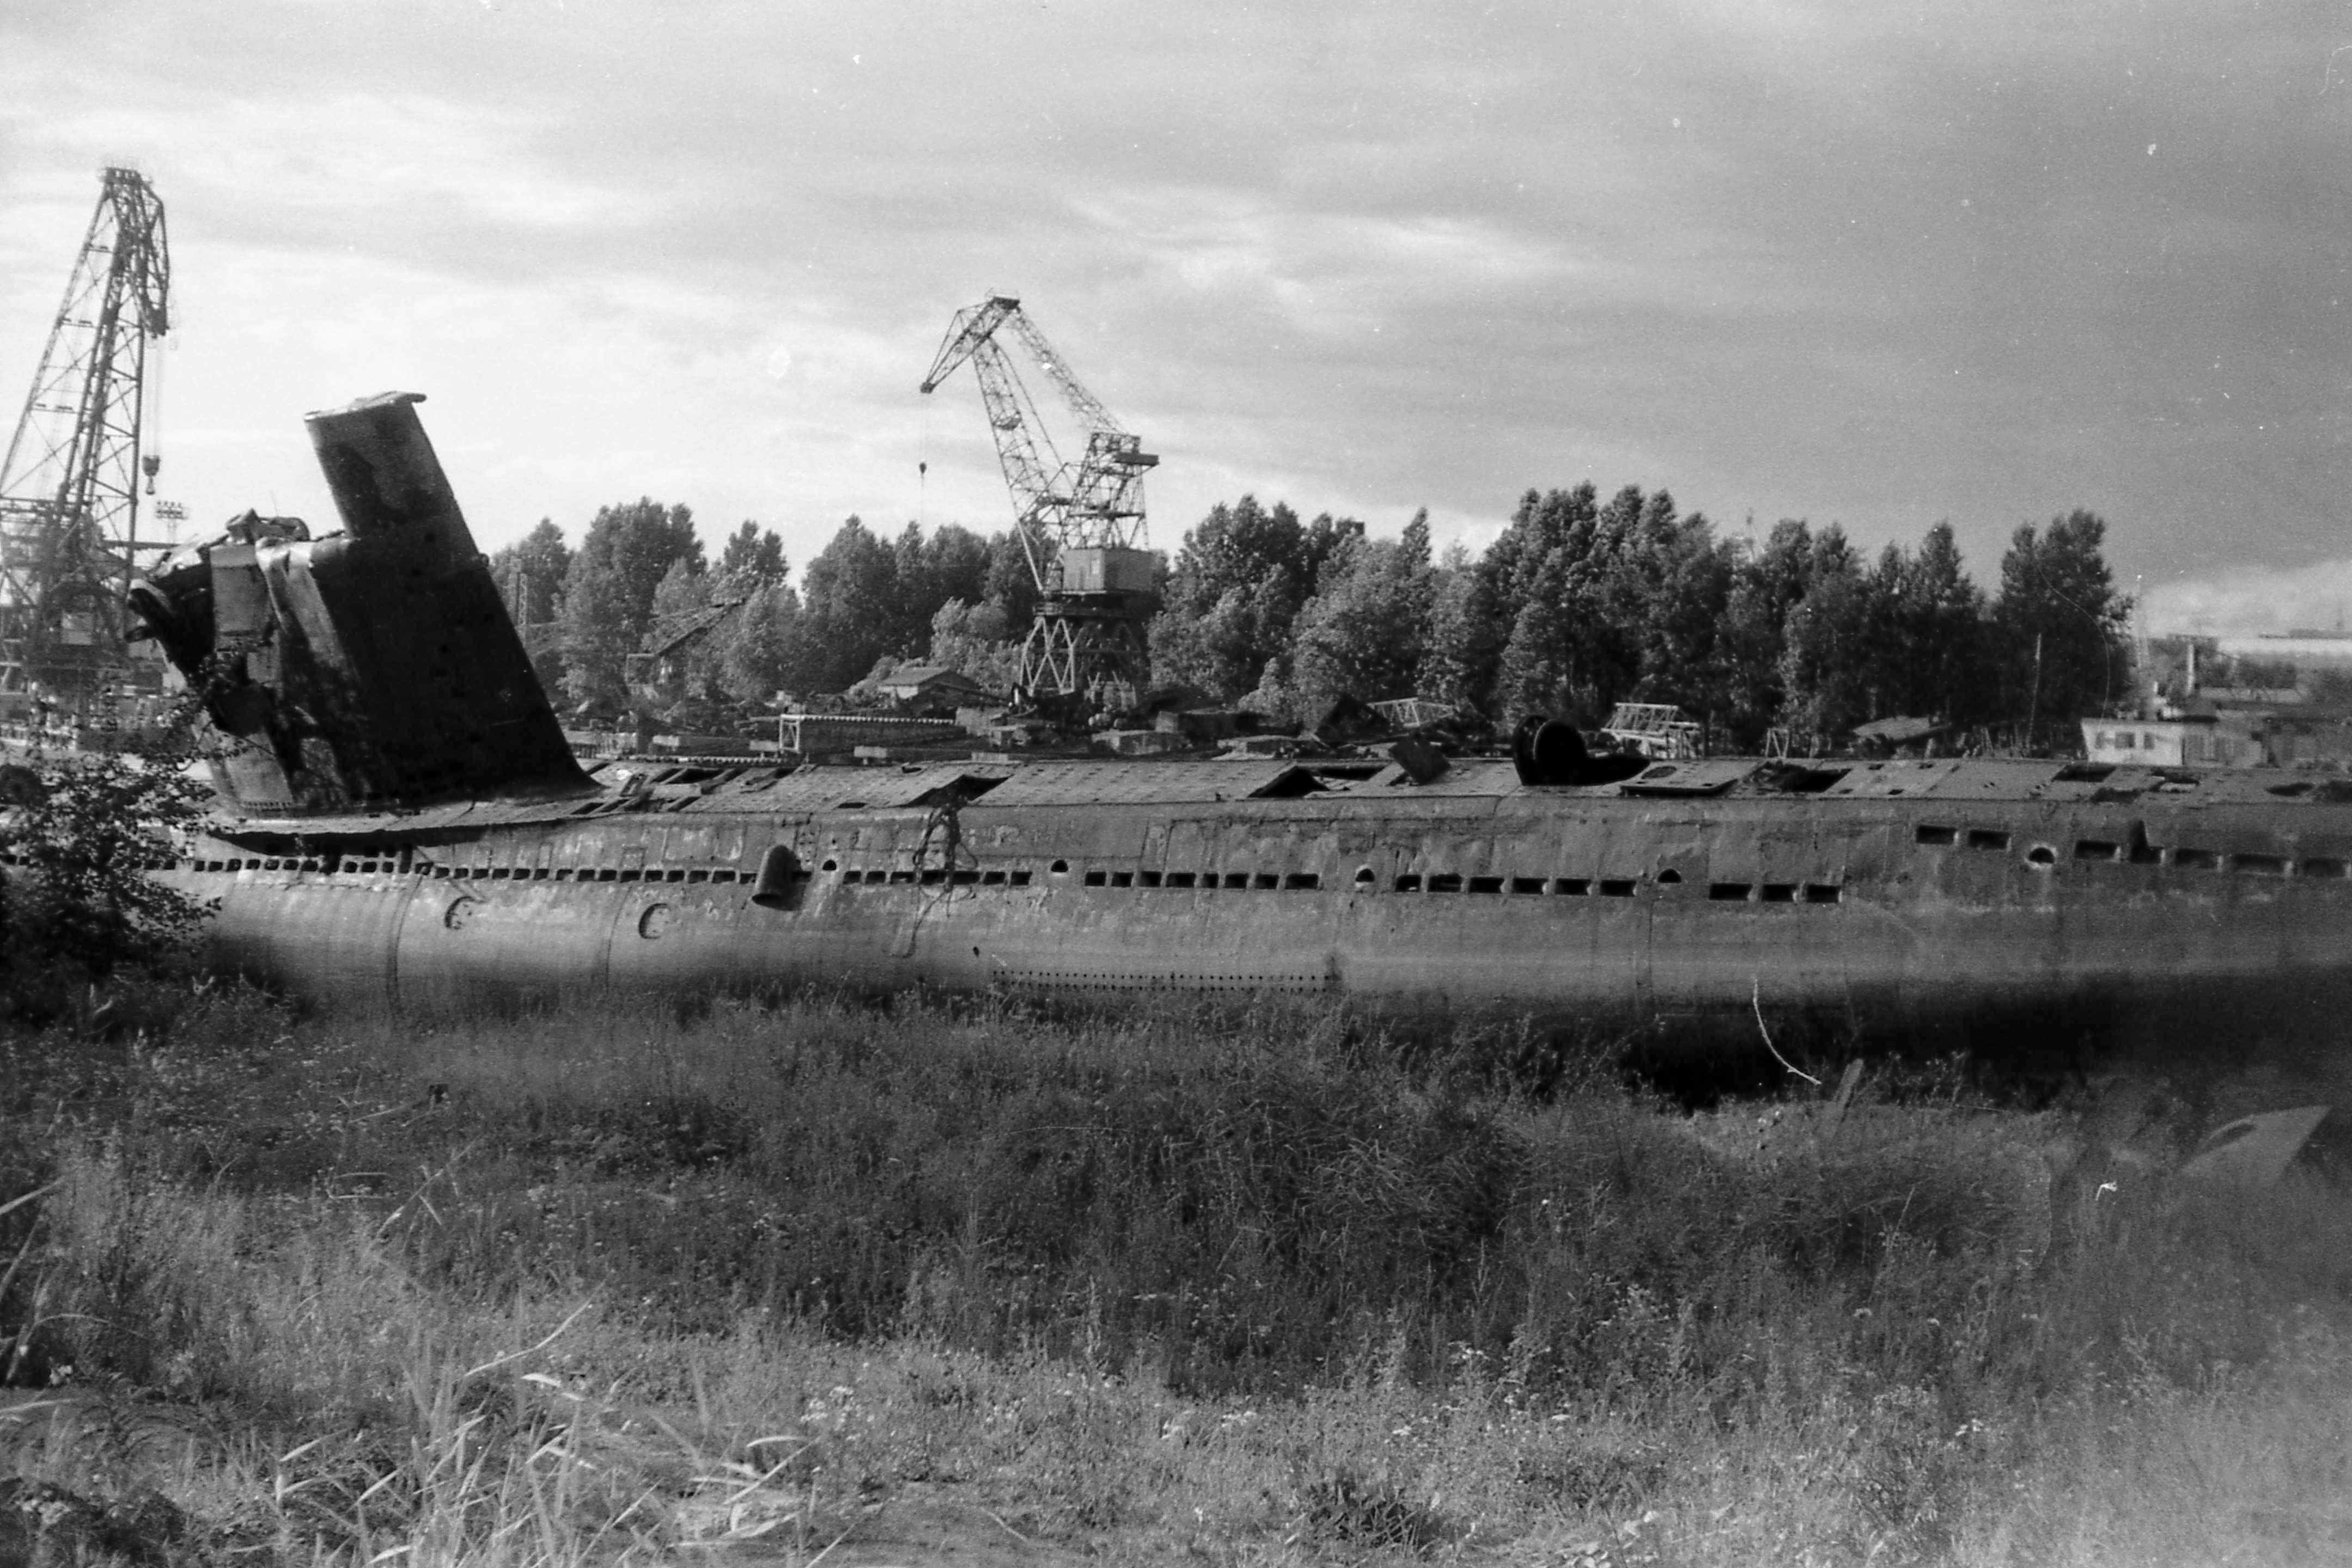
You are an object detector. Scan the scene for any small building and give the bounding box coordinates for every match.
[875,663,997,716]
[2080,705,2262,768]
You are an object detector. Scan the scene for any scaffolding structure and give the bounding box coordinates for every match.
[0,167,171,716]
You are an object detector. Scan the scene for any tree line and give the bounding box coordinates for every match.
[493,482,2131,748]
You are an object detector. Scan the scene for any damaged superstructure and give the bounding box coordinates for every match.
[130,392,589,812]
[125,396,2352,1053]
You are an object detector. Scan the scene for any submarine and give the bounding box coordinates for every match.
[115,393,2352,1053]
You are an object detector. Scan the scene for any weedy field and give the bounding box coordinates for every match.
[1,986,2348,1566]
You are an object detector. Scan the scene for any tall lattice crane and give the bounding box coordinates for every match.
[919,296,1157,705]
[0,166,171,716]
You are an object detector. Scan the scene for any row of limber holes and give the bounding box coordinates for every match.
[1914,824,2344,877]
[187,858,746,883]
[821,861,1846,903]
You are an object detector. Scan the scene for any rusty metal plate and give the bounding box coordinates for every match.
[1335,759,1528,798]
[979,760,1315,807]
[719,764,1013,813]
[1618,759,1761,796]
[1819,760,1965,798]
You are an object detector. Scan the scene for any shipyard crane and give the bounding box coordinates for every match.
[919,296,1157,706]
[0,166,171,718]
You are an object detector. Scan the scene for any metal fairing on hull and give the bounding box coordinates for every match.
[129,396,2352,1045]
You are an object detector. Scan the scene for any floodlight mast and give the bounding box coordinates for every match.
[0,166,172,716]
[919,296,1157,706]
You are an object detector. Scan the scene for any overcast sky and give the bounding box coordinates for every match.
[3,1,2349,634]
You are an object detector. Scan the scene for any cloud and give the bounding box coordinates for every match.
[5,0,2352,597]
[2143,558,2352,638]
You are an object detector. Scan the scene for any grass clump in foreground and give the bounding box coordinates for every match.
[1,988,2349,1565]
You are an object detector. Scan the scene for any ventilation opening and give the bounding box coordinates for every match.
[752,844,806,910]
[1709,883,1752,901]
[1284,873,1322,890]
[888,869,916,884]
[1083,870,1107,887]
[2172,848,2219,870]
[821,859,839,874]
[1915,825,1957,846]
[1656,868,1683,885]
[1224,873,1250,889]
[953,869,982,884]
[1166,871,1196,888]
[1965,829,2011,852]
[1050,859,1070,876]
[1554,878,1590,896]
[1467,875,1504,894]
[1761,884,1796,902]
[1598,879,1636,898]
[1428,873,1464,893]
[1110,871,1134,888]
[1510,876,1547,894]
[1140,870,1162,887]
[1803,883,1842,904]
[1395,874,1423,893]
[1009,870,1032,886]
[982,869,1007,885]
[1354,867,1377,887]
[2127,827,2163,864]
[2302,857,2348,879]
[2025,845,2057,869]
[1253,873,1279,889]
[2233,853,2288,876]
[2073,841,2117,862]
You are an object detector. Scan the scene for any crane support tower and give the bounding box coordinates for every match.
[0,166,171,718]
[919,296,1157,709]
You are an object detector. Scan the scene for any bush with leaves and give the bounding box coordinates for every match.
[0,733,210,1024]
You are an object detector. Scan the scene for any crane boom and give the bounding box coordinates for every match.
[918,295,1157,707]
[0,166,171,716]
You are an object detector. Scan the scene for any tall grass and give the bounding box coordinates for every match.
[2,987,2347,1563]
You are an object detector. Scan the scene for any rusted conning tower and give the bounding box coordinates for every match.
[919,296,1158,709]
[128,392,592,813]
[0,167,171,713]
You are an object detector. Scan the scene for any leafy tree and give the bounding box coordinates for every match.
[902,523,993,652]
[1618,496,1738,729]
[1417,546,1503,718]
[797,516,903,692]
[491,518,572,695]
[1488,484,1648,726]
[928,597,1021,693]
[1775,526,1875,746]
[717,521,788,589]
[982,529,1045,633]
[650,557,710,622]
[558,499,703,711]
[1287,526,1436,719]
[1885,522,1994,725]
[1151,496,1322,702]
[0,741,206,1020]
[715,579,808,703]
[491,518,571,627]
[1717,521,1816,746]
[1994,509,2131,743]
